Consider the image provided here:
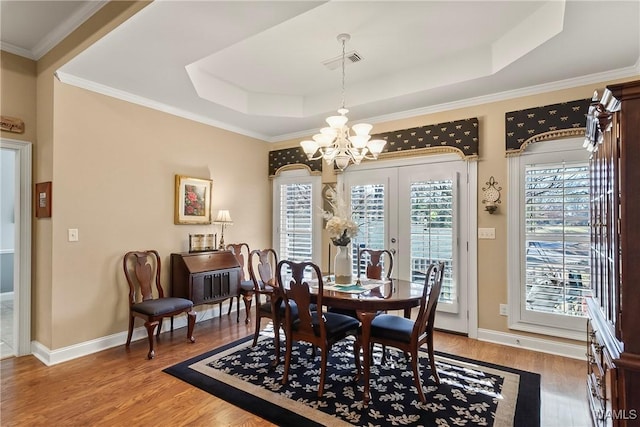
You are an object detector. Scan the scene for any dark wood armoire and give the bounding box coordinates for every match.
[586,79,640,427]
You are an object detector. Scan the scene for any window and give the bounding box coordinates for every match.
[272,170,321,264]
[508,138,591,339]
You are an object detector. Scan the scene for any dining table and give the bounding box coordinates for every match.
[310,277,425,405]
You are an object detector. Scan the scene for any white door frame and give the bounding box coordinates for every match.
[1,138,32,355]
[340,154,478,338]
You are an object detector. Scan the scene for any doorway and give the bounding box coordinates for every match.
[342,154,477,335]
[0,139,32,358]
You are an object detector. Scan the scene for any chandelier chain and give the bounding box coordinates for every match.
[341,36,346,110]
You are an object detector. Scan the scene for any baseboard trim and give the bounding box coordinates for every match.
[477,328,587,360]
[31,304,234,366]
[28,309,587,366]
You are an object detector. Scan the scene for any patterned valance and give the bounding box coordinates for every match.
[505,98,590,156]
[372,117,479,160]
[269,148,322,177]
[268,117,479,176]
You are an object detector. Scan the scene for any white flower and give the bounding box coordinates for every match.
[322,186,359,246]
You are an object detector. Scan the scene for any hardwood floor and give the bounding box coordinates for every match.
[1,312,589,427]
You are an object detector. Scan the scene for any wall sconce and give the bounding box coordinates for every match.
[482,176,501,214]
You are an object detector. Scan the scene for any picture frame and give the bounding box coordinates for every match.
[35,181,52,218]
[174,175,213,224]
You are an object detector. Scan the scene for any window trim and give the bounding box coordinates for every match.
[507,138,588,341]
[272,169,322,265]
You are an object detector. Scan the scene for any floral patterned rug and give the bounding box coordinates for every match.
[164,332,540,426]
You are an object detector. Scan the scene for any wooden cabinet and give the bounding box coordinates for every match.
[171,251,240,307]
[586,79,640,427]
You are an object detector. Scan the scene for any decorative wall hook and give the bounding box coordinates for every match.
[482,176,502,214]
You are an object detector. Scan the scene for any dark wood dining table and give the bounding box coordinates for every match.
[313,277,425,405]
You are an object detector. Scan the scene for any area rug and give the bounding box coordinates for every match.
[164,332,540,426]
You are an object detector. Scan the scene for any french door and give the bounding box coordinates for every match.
[342,155,474,334]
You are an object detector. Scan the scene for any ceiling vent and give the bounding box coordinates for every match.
[322,50,363,70]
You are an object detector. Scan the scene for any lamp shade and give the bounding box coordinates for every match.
[214,209,233,224]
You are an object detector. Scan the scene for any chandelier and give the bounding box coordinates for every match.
[300,33,386,171]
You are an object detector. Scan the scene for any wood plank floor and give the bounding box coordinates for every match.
[0,312,589,426]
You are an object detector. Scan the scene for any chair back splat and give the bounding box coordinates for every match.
[227,243,253,323]
[358,248,394,280]
[123,250,196,359]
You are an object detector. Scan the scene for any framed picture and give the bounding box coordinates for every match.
[174,175,213,224]
[35,181,52,218]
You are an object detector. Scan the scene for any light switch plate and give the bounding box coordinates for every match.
[68,228,79,242]
[478,227,495,239]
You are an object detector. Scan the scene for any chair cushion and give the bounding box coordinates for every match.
[370,314,414,343]
[293,311,359,336]
[260,300,298,319]
[131,297,192,316]
[239,280,254,292]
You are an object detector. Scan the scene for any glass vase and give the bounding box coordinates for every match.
[334,244,353,284]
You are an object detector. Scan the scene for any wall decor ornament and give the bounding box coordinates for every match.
[174,175,212,225]
[35,181,52,218]
[482,176,501,214]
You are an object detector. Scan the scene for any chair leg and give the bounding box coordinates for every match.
[186,310,196,343]
[273,320,281,367]
[427,333,440,385]
[410,348,426,404]
[156,318,163,337]
[125,315,135,347]
[228,297,234,316]
[144,320,159,359]
[281,332,293,385]
[318,346,328,397]
[242,293,253,324]
[252,314,262,347]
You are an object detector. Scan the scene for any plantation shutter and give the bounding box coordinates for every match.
[279,183,313,262]
[350,184,386,272]
[524,162,591,317]
[409,179,456,306]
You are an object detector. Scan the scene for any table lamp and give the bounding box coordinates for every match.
[214,209,233,249]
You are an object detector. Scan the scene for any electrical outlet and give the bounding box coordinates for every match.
[499,304,508,316]
[68,228,79,242]
[478,227,496,239]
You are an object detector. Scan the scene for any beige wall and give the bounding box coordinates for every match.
[0,51,37,143]
[49,82,269,348]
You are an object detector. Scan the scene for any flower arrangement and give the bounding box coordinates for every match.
[322,186,358,246]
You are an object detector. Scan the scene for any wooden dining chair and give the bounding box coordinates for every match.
[357,261,445,403]
[247,248,288,366]
[123,250,196,359]
[276,260,361,397]
[226,243,254,323]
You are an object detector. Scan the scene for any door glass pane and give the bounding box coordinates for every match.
[410,179,455,305]
[524,162,591,317]
[350,184,385,274]
[279,183,312,262]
